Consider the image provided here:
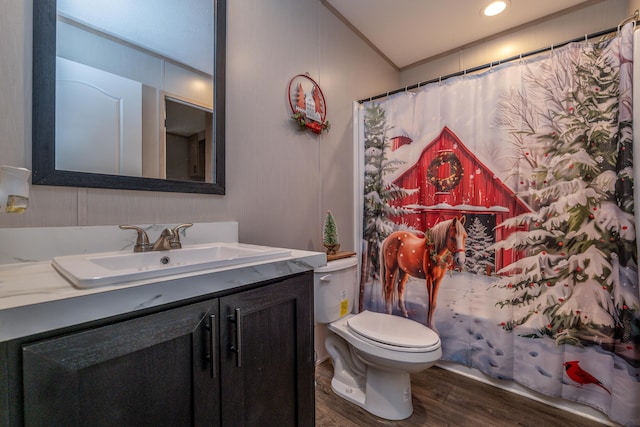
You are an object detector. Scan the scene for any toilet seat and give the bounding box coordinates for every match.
[328,313,442,370]
[347,310,440,352]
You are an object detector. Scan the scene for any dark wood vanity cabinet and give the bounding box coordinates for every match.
[220,276,315,426]
[13,273,314,427]
[22,299,221,426]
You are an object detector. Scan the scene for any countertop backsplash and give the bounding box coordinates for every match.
[0,221,239,265]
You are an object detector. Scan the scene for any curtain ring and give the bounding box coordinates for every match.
[438,76,442,85]
[519,53,523,64]
[585,34,588,42]
[617,10,638,33]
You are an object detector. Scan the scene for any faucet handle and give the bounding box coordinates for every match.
[172,223,193,234]
[119,225,151,252]
[170,223,193,249]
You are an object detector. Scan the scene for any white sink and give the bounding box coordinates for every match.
[52,242,291,288]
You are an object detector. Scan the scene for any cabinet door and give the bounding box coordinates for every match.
[22,299,220,427]
[220,273,314,427]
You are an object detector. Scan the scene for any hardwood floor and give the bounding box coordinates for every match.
[315,359,612,427]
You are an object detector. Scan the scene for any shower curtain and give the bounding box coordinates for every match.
[358,24,639,426]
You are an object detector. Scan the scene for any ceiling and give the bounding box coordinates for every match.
[324,0,597,70]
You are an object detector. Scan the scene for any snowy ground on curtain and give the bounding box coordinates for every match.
[362,271,640,425]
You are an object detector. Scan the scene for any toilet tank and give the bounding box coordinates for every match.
[314,256,358,324]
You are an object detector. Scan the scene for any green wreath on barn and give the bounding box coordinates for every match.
[427,152,463,192]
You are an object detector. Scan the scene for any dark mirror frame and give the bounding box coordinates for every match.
[32,0,226,194]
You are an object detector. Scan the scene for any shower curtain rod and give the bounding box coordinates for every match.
[358,17,637,104]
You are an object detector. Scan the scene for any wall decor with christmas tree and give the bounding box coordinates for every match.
[358,24,638,426]
[288,74,330,134]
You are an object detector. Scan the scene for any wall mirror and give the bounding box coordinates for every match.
[32,0,226,194]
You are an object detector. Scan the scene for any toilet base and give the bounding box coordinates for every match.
[331,366,413,420]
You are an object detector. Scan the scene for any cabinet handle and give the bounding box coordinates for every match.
[229,308,242,368]
[209,314,217,378]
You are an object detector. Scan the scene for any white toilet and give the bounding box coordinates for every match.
[315,256,442,420]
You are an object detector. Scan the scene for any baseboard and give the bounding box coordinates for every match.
[315,352,330,366]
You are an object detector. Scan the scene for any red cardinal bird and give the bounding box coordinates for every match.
[563,361,611,395]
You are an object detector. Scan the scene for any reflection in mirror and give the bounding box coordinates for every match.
[56,56,143,176]
[32,0,226,194]
[165,98,213,183]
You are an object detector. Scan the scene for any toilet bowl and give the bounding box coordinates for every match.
[315,257,441,420]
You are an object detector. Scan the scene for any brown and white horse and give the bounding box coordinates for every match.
[380,217,467,328]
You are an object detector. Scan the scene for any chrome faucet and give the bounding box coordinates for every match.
[119,223,193,252]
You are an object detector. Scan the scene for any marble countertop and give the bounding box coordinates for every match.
[0,249,326,342]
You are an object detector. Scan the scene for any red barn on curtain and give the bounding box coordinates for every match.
[389,127,530,272]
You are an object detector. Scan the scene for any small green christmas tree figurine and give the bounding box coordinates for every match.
[323,210,340,255]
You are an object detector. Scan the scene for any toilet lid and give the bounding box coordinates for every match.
[347,311,440,350]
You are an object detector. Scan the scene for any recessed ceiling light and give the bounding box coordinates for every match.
[483,1,508,17]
